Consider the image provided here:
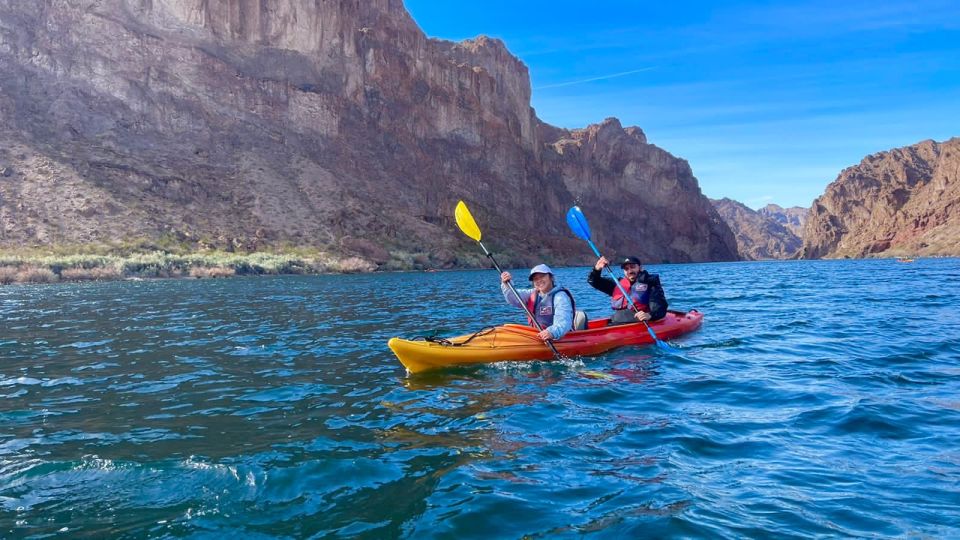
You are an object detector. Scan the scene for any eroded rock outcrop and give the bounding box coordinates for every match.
[711,198,801,260]
[0,0,738,267]
[802,138,960,259]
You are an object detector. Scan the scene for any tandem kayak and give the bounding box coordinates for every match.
[388,309,702,374]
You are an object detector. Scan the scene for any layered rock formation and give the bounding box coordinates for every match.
[0,0,738,267]
[758,204,807,237]
[802,138,960,259]
[710,198,801,260]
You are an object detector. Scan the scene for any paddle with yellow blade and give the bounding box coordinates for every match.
[454,200,564,360]
[565,205,676,352]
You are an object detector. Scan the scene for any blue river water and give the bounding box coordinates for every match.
[1,258,959,538]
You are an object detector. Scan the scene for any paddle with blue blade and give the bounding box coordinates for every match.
[565,205,676,352]
[455,200,564,360]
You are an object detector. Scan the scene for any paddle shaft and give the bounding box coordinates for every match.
[478,241,564,358]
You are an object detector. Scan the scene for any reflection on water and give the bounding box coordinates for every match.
[2,259,960,537]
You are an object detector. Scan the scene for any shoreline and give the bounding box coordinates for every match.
[1,250,950,287]
[0,251,624,286]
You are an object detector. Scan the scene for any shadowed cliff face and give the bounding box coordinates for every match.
[0,0,738,266]
[710,198,801,260]
[802,138,960,259]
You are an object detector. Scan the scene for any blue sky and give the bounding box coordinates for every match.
[404,0,960,209]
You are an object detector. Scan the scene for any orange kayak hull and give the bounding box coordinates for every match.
[388,309,703,374]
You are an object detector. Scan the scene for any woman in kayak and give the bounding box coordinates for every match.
[500,264,576,341]
[588,256,668,324]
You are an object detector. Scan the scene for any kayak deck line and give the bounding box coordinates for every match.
[388,309,703,374]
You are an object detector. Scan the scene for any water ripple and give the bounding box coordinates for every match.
[1,260,959,537]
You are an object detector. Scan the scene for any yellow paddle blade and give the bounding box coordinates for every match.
[454,200,482,242]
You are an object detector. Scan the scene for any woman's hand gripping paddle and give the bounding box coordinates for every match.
[565,206,677,352]
[455,200,564,360]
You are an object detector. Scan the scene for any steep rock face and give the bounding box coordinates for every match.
[802,139,960,259]
[758,204,807,237]
[0,0,738,266]
[547,119,738,263]
[710,198,801,260]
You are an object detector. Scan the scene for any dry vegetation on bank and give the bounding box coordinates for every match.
[0,250,379,285]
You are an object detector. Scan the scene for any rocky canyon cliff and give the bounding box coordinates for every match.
[0,1,738,268]
[802,138,960,259]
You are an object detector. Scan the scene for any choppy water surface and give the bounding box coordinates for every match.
[2,258,959,538]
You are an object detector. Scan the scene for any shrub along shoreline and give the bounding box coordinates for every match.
[0,251,378,285]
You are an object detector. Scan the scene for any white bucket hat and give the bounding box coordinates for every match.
[528,263,554,281]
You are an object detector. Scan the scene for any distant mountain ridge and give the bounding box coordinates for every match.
[0,0,738,268]
[758,204,807,237]
[710,198,801,260]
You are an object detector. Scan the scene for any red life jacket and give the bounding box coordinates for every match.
[611,277,650,312]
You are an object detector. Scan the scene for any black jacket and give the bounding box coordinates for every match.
[587,268,668,321]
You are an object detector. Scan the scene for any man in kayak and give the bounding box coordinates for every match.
[500,263,577,341]
[588,256,668,325]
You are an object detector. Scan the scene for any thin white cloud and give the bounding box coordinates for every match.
[535,67,656,90]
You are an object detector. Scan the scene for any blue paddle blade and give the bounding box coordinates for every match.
[657,340,679,352]
[566,206,592,241]
[653,335,678,352]
[642,322,677,352]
